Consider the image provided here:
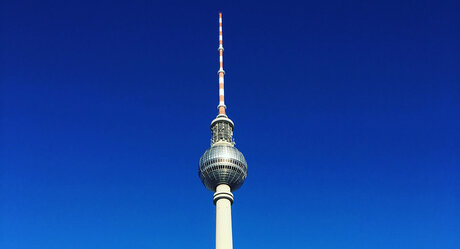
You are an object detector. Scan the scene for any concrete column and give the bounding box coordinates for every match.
[213,184,234,249]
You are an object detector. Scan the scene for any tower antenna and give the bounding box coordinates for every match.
[218,12,226,115]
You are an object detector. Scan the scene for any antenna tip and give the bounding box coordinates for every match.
[219,13,222,18]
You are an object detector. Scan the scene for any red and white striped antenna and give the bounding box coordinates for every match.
[217,12,226,115]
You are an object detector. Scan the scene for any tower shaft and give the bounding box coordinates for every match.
[214,184,233,249]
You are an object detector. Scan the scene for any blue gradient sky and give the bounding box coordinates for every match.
[1,1,459,248]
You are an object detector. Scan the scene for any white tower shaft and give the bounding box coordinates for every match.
[214,184,234,249]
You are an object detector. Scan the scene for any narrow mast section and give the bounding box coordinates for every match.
[217,12,226,116]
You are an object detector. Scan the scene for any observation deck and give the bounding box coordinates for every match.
[199,115,247,192]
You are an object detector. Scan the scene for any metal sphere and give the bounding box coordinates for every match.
[199,145,248,192]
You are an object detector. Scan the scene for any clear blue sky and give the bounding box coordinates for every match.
[1,1,459,248]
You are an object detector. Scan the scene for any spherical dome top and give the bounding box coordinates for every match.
[199,145,247,192]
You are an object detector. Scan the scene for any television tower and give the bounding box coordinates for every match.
[199,13,248,249]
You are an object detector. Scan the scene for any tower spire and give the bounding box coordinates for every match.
[218,12,226,115]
